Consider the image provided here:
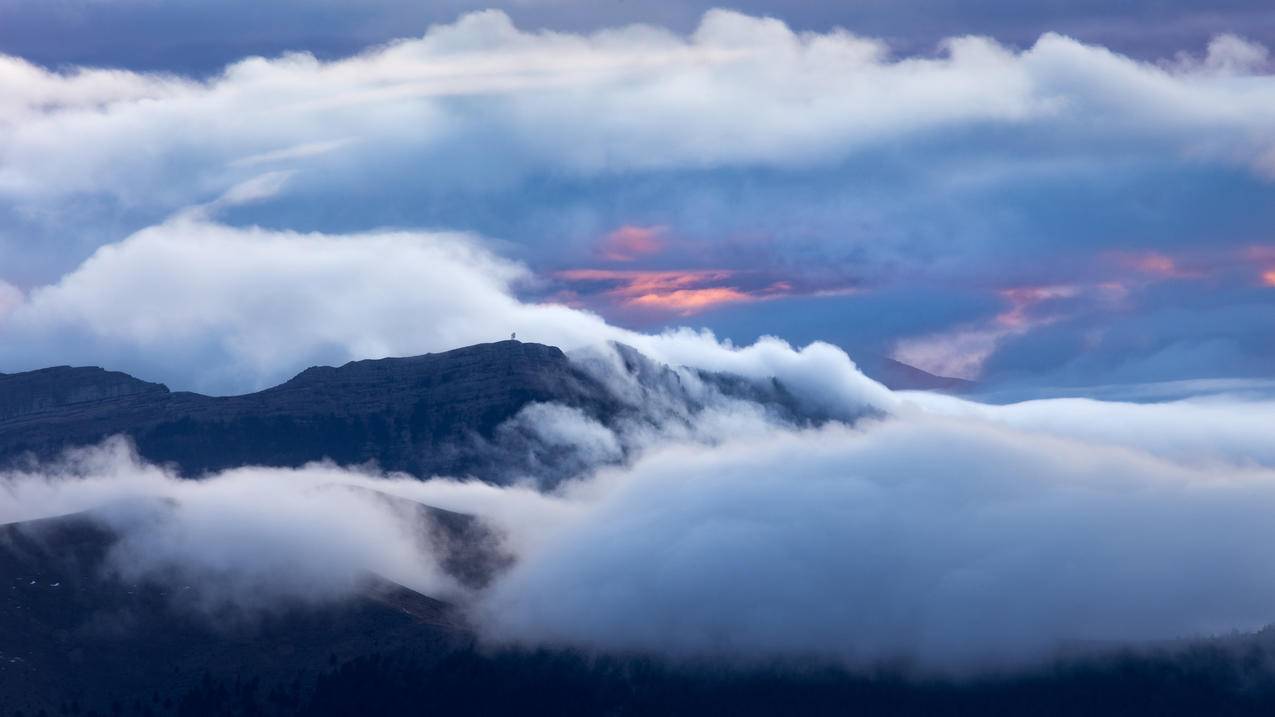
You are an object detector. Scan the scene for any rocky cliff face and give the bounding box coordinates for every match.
[0,341,621,481]
[0,367,169,422]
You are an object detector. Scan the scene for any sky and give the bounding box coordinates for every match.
[1,1,1274,392]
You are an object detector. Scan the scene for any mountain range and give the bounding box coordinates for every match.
[12,341,1265,716]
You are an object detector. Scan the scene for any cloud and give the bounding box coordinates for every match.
[900,390,1275,469]
[555,268,793,317]
[0,438,461,612]
[229,138,360,168]
[0,216,607,392]
[508,402,624,465]
[8,383,1275,672]
[891,324,1010,381]
[0,215,894,423]
[5,10,1274,209]
[891,284,1097,379]
[3,11,1274,261]
[479,403,1275,670]
[1195,34,1271,73]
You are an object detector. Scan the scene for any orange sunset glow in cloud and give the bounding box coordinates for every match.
[555,268,794,316]
[564,224,803,315]
[630,286,754,313]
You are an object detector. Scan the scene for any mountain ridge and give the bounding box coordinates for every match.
[0,340,618,482]
[0,340,956,483]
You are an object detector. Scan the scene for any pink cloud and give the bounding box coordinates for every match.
[597,225,667,262]
[995,285,1080,329]
[894,282,1124,380]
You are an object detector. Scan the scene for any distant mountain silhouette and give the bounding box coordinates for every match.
[868,356,976,392]
[828,351,976,393]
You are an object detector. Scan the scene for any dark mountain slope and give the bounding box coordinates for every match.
[8,506,1275,717]
[0,494,496,715]
[0,341,621,481]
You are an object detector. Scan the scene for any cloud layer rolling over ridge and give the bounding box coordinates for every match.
[0,210,897,417]
[7,385,1275,670]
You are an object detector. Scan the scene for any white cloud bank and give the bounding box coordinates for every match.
[0,216,608,391]
[0,439,460,610]
[0,11,1272,213]
[902,390,1275,469]
[480,409,1275,669]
